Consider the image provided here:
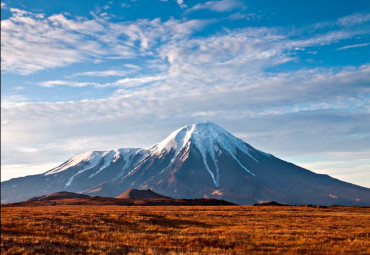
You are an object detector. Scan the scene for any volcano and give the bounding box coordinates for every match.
[115,189,171,199]
[1,122,369,205]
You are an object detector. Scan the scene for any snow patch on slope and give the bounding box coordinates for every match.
[45,151,104,176]
[155,127,188,155]
[113,148,149,180]
[88,150,117,178]
[43,148,148,188]
[64,151,104,187]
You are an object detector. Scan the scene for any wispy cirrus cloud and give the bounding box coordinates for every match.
[70,64,141,77]
[157,25,367,94]
[1,8,110,74]
[37,80,102,88]
[336,43,370,51]
[30,14,369,97]
[70,70,132,77]
[298,12,370,35]
[1,8,208,75]
[2,5,367,76]
[188,0,243,13]
[336,13,370,26]
[37,75,166,89]
[113,75,166,88]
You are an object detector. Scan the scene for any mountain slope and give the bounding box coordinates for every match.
[1,122,369,205]
[90,122,369,205]
[1,148,149,203]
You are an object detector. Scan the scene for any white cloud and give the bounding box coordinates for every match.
[38,80,102,88]
[112,17,208,51]
[37,74,166,89]
[337,13,370,26]
[1,8,207,75]
[336,43,370,51]
[177,0,187,9]
[3,6,365,77]
[70,69,133,77]
[1,94,30,106]
[157,26,364,93]
[189,0,243,12]
[48,14,104,33]
[1,9,109,74]
[113,75,166,88]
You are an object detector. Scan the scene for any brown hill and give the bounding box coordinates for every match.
[27,191,90,201]
[115,189,172,199]
[3,197,235,207]
[3,191,235,207]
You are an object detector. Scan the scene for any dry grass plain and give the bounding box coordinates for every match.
[1,205,369,254]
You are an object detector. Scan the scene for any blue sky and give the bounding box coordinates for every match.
[1,0,370,187]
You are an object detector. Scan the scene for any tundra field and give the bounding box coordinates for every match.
[1,205,369,254]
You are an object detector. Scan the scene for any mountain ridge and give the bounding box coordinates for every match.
[2,121,370,205]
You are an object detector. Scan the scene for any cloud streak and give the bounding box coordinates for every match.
[37,75,166,89]
[336,13,370,26]
[38,80,102,88]
[70,69,136,78]
[188,0,243,13]
[336,43,370,50]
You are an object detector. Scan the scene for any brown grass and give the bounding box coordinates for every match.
[1,205,369,254]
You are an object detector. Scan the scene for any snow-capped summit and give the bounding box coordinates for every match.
[151,122,261,186]
[154,122,257,159]
[2,121,370,205]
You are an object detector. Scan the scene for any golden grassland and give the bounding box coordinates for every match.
[1,205,369,254]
